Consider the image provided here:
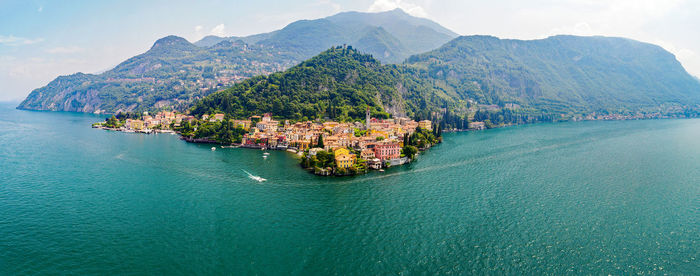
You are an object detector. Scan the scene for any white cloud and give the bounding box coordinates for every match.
[318,0,341,13]
[0,35,44,46]
[651,39,699,75]
[46,46,84,54]
[190,24,227,42]
[677,49,697,60]
[368,0,428,17]
[210,24,226,37]
[653,40,696,59]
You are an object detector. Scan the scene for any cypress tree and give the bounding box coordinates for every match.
[317,134,324,148]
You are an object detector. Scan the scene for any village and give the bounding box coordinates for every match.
[231,109,439,175]
[96,108,440,176]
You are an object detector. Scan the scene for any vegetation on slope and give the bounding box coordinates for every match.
[406,35,700,115]
[191,46,459,122]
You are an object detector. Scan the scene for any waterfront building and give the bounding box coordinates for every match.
[367,158,383,170]
[469,121,486,130]
[360,148,375,160]
[125,119,144,130]
[334,148,355,169]
[374,142,401,161]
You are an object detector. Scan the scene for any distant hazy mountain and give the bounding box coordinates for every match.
[195,8,456,63]
[19,9,457,113]
[18,36,295,113]
[406,35,700,113]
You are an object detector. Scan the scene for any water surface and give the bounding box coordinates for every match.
[0,103,698,274]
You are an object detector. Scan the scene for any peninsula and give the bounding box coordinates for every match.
[93,108,440,176]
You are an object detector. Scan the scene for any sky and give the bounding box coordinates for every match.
[1,0,698,102]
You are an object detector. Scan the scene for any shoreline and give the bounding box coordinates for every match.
[92,114,692,177]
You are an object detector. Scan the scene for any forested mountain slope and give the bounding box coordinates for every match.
[191,47,456,121]
[406,35,700,114]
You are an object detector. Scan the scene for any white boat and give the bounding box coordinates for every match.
[262,155,268,159]
[211,147,216,151]
[242,170,267,182]
[263,152,270,156]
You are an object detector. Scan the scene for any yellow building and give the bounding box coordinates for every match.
[371,130,389,139]
[418,120,432,131]
[295,140,311,151]
[126,119,144,130]
[334,148,355,169]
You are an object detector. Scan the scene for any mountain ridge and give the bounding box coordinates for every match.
[18,9,457,113]
[405,34,700,114]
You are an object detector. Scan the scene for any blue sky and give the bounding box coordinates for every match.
[1,0,698,101]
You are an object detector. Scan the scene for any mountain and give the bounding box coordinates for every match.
[195,36,700,124]
[191,46,456,121]
[405,35,700,114]
[19,9,457,114]
[18,36,295,113]
[196,8,456,64]
[324,9,457,54]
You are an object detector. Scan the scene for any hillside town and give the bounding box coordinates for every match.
[94,108,441,176]
[192,109,440,175]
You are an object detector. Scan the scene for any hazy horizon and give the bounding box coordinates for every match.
[1,0,699,102]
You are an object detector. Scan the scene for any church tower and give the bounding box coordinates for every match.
[365,107,371,130]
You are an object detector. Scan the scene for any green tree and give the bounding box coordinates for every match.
[402,145,418,160]
[104,115,120,128]
[317,134,324,148]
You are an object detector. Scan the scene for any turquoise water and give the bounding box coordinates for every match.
[1,102,698,274]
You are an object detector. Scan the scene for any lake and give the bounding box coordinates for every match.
[1,102,698,274]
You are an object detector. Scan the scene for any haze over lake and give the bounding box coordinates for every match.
[1,103,698,274]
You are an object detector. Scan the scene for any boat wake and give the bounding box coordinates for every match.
[242,170,267,182]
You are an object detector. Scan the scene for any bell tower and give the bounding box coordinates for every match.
[365,107,371,130]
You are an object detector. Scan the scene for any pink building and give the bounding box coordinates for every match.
[374,142,400,161]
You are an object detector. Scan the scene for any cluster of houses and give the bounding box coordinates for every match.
[118,108,434,170]
[123,111,196,131]
[212,109,433,170]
